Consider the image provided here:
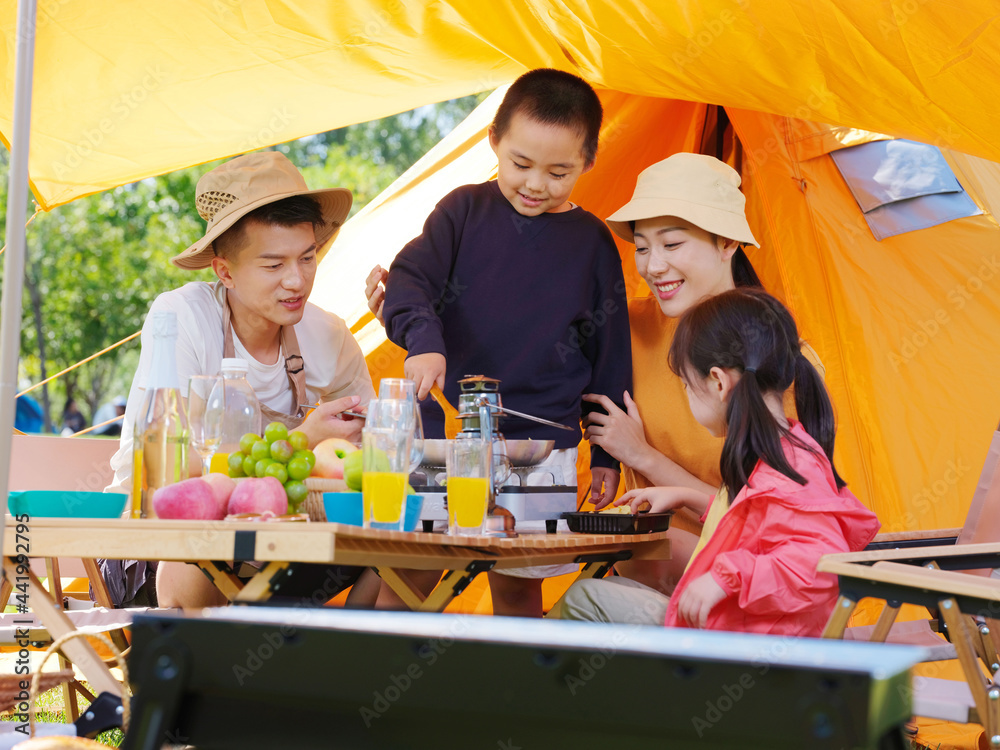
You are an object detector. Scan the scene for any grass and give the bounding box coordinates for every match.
[1,679,124,747]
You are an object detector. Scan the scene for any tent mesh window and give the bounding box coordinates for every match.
[830,139,982,241]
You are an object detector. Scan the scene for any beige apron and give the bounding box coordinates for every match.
[222,292,308,431]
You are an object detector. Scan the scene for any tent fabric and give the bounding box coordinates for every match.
[315,89,1000,535]
[1,0,999,210]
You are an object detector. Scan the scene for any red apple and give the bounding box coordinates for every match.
[312,438,359,479]
[153,477,224,520]
[201,473,236,518]
[227,476,288,516]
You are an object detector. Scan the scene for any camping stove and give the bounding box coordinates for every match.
[414,375,578,532]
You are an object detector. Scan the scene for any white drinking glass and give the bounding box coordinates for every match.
[377,379,424,470]
[188,375,225,477]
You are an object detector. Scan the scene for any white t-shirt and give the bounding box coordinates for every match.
[108,280,375,493]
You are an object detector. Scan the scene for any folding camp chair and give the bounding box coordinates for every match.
[818,423,1000,745]
[841,421,1000,657]
[819,556,1000,746]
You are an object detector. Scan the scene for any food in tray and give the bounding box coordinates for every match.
[598,500,651,514]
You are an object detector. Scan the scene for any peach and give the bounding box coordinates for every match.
[201,473,236,518]
[153,477,224,520]
[312,438,358,479]
[227,476,288,516]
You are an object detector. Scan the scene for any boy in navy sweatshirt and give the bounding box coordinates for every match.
[379,69,632,616]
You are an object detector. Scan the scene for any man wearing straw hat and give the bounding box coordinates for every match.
[106,151,376,609]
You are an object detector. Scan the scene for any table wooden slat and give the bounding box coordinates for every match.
[3,517,670,570]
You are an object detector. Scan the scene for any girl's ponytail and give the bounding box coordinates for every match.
[793,351,846,489]
[720,367,805,498]
[669,287,846,497]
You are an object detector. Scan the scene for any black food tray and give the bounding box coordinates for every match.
[561,511,673,534]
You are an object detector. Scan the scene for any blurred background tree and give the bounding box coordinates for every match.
[0,93,485,433]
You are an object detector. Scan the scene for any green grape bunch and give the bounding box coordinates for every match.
[226,421,315,512]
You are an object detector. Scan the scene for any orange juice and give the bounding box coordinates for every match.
[447,476,489,529]
[363,471,406,523]
[210,452,230,475]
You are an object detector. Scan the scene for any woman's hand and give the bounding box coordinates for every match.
[299,395,364,447]
[404,353,446,400]
[614,485,691,514]
[675,573,728,629]
[582,391,650,466]
[365,265,388,325]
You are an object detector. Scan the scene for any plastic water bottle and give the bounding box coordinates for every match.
[219,358,261,452]
[131,311,189,519]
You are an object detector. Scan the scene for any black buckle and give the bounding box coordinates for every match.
[284,354,304,374]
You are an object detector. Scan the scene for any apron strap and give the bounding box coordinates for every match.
[222,289,308,427]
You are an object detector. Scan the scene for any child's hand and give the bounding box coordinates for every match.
[365,265,389,325]
[589,467,620,509]
[675,573,728,629]
[404,353,446,400]
[614,486,688,514]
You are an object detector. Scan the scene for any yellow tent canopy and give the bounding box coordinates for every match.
[1,0,998,208]
[2,0,999,528]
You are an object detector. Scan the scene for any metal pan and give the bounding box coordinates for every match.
[420,438,554,467]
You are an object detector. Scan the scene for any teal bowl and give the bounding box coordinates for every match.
[7,490,128,519]
[322,492,424,531]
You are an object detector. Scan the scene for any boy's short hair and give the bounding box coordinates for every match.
[214,195,325,260]
[492,68,603,164]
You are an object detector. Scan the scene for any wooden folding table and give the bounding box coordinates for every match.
[3,517,670,694]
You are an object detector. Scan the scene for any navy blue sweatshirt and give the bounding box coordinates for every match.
[384,180,632,469]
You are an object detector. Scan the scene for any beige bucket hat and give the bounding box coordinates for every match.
[606,153,758,247]
[171,151,353,270]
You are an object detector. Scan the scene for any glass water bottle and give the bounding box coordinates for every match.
[131,311,189,518]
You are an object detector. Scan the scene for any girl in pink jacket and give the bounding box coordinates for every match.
[562,288,880,635]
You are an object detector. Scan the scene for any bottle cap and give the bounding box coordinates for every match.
[221,358,250,375]
[149,310,178,338]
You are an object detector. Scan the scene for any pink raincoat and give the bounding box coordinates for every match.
[664,421,880,636]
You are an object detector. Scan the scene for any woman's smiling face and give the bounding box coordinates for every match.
[633,217,739,318]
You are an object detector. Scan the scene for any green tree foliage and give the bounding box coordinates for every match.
[1,94,484,431]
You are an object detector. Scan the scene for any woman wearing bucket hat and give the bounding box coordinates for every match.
[581,153,823,595]
[105,151,377,609]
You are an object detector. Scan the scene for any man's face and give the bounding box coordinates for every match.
[213,221,318,328]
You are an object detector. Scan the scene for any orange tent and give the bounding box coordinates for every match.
[318,90,1000,533]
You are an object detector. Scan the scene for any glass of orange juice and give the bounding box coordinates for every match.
[446,439,491,536]
[361,426,411,531]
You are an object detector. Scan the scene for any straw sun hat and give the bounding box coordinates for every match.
[606,153,759,247]
[171,151,353,270]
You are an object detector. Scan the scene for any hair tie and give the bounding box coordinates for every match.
[744,366,757,375]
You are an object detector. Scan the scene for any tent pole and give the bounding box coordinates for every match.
[0,0,38,561]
